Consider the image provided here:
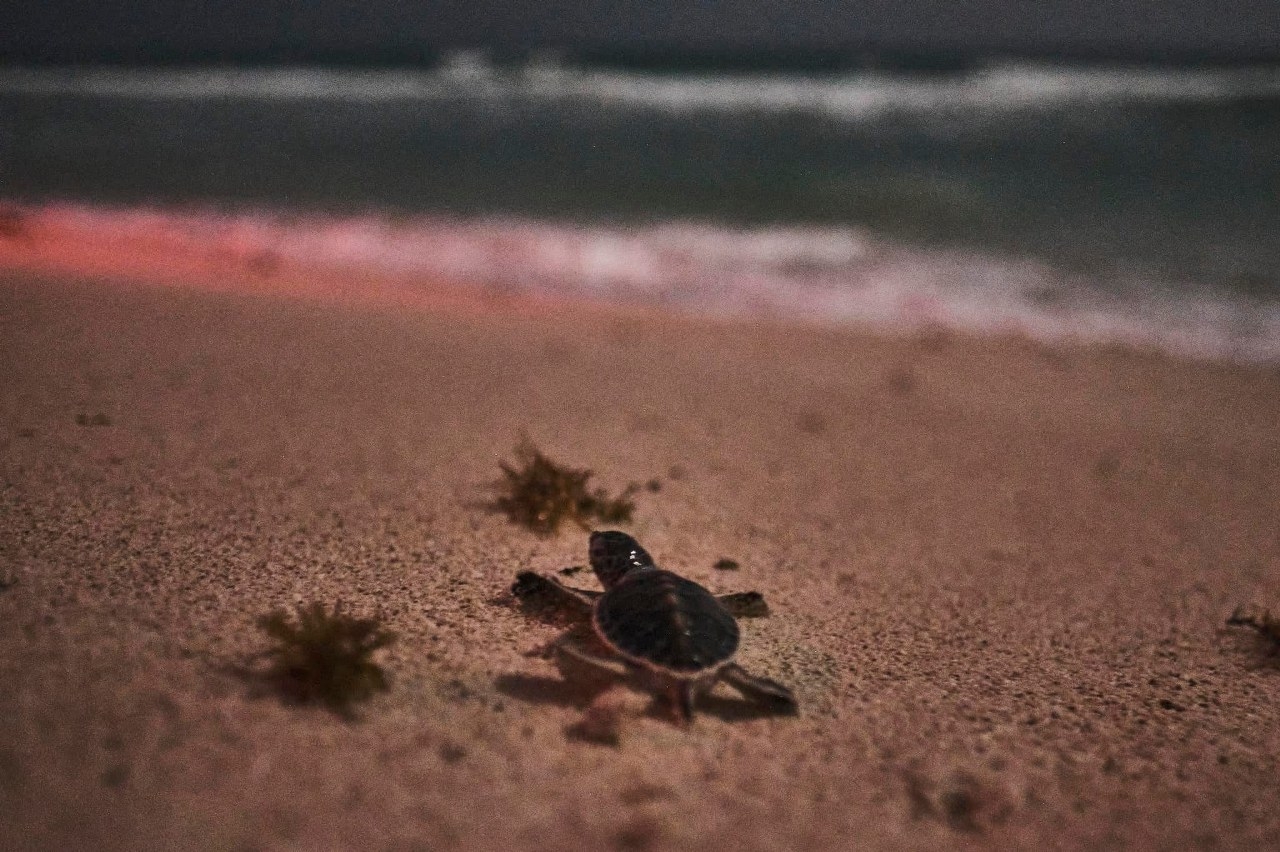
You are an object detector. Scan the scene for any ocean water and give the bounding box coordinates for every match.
[1,62,1278,361]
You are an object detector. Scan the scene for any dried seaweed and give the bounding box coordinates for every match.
[494,439,636,536]
[1226,605,1280,651]
[0,205,28,240]
[256,602,395,718]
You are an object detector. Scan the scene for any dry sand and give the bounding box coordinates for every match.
[2,269,1279,850]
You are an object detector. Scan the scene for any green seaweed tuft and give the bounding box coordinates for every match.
[494,439,637,536]
[256,602,395,718]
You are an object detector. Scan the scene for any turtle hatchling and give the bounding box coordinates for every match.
[512,530,797,725]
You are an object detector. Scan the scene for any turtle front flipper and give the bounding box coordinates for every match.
[715,591,770,618]
[719,663,798,715]
[512,571,601,616]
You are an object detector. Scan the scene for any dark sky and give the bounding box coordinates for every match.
[3,1,1278,62]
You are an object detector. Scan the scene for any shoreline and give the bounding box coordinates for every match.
[2,270,1279,850]
[3,201,1278,365]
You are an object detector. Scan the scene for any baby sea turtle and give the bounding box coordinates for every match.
[512,530,797,725]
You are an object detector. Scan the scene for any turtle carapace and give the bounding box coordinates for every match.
[513,530,797,725]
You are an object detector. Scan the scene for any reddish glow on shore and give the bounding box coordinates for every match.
[0,203,533,315]
[2,201,1276,362]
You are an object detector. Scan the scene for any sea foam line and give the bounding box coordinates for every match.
[1,62,1279,118]
[2,202,1277,363]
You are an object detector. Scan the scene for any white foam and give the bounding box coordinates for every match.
[8,203,1276,363]
[1,62,1278,119]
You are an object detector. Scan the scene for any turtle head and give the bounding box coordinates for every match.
[589,530,655,589]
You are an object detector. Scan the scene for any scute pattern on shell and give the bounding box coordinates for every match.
[594,570,740,673]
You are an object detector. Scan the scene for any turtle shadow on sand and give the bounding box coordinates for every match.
[500,531,798,729]
[494,663,794,730]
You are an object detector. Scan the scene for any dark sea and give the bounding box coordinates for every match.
[2,60,1278,360]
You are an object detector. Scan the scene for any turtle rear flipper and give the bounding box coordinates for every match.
[669,680,698,727]
[512,571,599,615]
[552,633,632,677]
[720,663,798,715]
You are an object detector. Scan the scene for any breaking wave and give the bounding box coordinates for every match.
[3,202,1276,363]
[2,61,1279,118]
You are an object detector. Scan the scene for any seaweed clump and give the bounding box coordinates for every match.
[1226,606,1280,652]
[256,602,396,718]
[0,204,28,240]
[495,440,636,536]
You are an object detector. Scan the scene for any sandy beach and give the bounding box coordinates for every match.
[2,268,1279,850]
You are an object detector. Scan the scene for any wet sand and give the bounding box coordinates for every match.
[2,270,1279,850]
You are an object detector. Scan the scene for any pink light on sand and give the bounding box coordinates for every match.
[3,201,1277,362]
[0,203,515,315]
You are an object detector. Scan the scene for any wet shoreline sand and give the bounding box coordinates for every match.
[2,270,1279,849]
